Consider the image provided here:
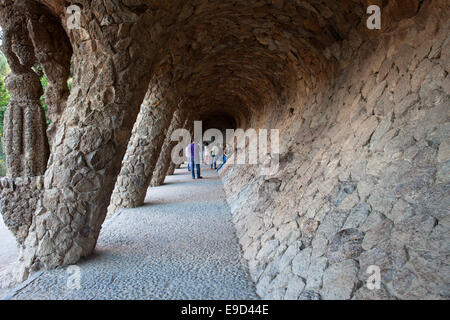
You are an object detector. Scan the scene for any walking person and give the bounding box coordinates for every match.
[217,143,231,172]
[188,140,202,179]
[210,144,220,170]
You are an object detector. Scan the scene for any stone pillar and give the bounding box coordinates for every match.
[0,3,49,278]
[0,176,44,245]
[167,164,175,176]
[167,161,183,176]
[107,84,179,216]
[26,4,72,142]
[166,160,178,177]
[150,105,187,187]
[0,3,49,178]
[16,2,157,273]
[166,115,193,176]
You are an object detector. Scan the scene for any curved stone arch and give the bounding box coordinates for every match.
[105,0,370,218]
[0,1,447,302]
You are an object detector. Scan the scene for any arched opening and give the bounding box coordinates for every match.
[202,112,237,133]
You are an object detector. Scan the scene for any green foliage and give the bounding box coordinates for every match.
[0,75,9,110]
[0,51,10,176]
[1,52,11,120]
[0,52,9,108]
[0,51,9,75]
[40,74,50,126]
[68,77,72,92]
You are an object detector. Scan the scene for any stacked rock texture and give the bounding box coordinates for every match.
[0,0,447,300]
[220,3,449,300]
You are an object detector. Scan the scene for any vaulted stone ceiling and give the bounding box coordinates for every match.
[150,0,366,126]
[28,0,375,127]
[24,0,426,129]
[1,0,448,300]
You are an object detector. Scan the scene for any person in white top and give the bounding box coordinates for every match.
[217,143,231,172]
[185,144,191,172]
[210,144,221,169]
[187,140,202,179]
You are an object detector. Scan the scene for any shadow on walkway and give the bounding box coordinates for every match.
[3,165,258,300]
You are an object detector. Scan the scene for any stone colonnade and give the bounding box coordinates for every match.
[0,0,448,301]
[107,79,184,216]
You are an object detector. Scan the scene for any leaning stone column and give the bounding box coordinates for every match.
[166,159,178,177]
[107,86,179,216]
[0,66,48,248]
[16,2,158,273]
[167,163,176,176]
[0,3,49,277]
[150,105,187,187]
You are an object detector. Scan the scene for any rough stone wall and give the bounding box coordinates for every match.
[221,4,450,300]
[0,176,44,246]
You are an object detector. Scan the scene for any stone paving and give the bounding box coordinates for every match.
[3,166,258,300]
[0,217,17,272]
[0,217,18,297]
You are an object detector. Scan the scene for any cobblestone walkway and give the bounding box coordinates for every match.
[0,216,18,297]
[0,218,17,272]
[4,166,258,300]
